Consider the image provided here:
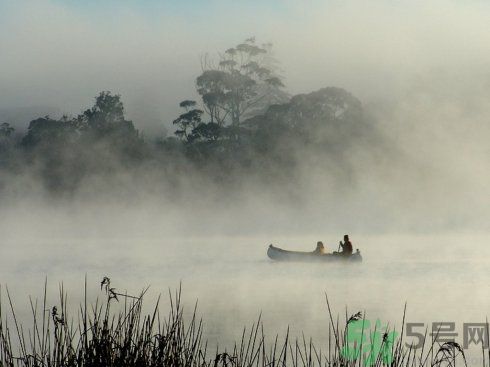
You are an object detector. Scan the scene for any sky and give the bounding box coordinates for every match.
[1,0,490,135]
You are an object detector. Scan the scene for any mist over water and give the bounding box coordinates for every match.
[1,1,490,365]
[2,226,490,360]
[1,79,489,352]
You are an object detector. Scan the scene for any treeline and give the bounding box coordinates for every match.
[0,39,378,194]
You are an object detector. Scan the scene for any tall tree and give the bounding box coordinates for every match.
[195,38,287,127]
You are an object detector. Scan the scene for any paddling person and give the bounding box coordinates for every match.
[339,235,353,256]
[314,241,326,255]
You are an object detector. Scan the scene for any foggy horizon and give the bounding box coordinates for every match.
[1,2,489,367]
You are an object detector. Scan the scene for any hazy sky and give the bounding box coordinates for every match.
[2,0,490,134]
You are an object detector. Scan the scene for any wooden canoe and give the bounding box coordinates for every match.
[267,244,362,262]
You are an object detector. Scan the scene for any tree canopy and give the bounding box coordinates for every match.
[0,40,378,194]
[194,38,288,127]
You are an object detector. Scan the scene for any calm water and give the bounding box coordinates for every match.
[1,233,489,361]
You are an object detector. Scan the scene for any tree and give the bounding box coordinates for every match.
[191,122,221,142]
[0,122,14,138]
[172,100,223,144]
[0,123,15,162]
[172,100,203,142]
[244,87,367,161]
[21,116,77,149]
[77,91,145,160]
[195,38,287,127]
[79,91,135,135]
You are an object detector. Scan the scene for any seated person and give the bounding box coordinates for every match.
[313,241,326,254]
[332,235,354,256]
[339,234,353,256]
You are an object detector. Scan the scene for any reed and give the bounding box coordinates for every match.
[0,278,475,367]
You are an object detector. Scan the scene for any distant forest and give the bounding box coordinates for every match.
[0,39,381,194]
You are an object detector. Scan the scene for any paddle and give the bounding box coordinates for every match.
[337,241,342,253]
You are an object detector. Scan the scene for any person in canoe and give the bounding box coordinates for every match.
[313,241,326,255]
[339,234,353,256]
[332,235,353,256]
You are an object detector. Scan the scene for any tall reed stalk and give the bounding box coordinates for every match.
[0,279,474,367]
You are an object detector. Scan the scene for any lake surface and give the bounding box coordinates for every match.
[1,232,489,363]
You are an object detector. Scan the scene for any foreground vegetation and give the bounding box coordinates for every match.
[0,279,477,367]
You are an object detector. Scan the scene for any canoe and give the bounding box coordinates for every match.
[267,244,362,262]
